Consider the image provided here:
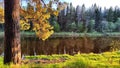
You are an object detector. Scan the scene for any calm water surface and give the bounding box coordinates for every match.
[0,36,120,55]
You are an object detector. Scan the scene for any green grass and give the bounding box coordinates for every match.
[25,54,72,60]
[53,32,120,37]
[1,31,120,38]
[0,51,120,68]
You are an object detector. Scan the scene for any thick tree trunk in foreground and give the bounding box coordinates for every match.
[4,0,21,64]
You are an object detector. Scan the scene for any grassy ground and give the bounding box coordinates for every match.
[0,51,120,68]
[1,31,120,38]
[53,32,120,38]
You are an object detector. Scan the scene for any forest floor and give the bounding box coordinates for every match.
[0,51,120,68]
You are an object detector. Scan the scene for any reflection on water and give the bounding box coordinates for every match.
[0,36,120,55]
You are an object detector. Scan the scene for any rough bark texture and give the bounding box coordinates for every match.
[4,0,21,64]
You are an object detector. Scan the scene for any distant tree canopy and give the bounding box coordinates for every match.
[55,3,120,33]
[1,1,120,34]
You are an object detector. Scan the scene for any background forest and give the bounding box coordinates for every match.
[1,2,120,34]
[50,3,120,33]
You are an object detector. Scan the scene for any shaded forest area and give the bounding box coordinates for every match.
[50,3,120,33]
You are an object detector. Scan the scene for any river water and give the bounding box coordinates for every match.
[0,36,120,55]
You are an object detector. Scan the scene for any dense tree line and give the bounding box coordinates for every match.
[50,3,120,33]
[1,2,120,33]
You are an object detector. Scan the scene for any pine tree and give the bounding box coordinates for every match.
[70,3,75,22]
[57,8,66,31]
[75,5,81,26]
[106,7,114,22]
[94,7,102,32]
[81,4,87,32]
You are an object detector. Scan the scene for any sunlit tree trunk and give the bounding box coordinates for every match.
[4,0,21,64]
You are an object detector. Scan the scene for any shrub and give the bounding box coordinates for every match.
[77,22,84,32]
[108,22,116,32]
[88,20,95,32]
[53,21,60,32]
[66,22,77,32]
[115,18,120,32]
[97,20,109,33]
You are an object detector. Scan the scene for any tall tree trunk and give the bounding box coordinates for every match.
[4,0,21,64]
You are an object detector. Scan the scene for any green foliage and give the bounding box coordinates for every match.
[0,23,4,31]
[94,8,102,32]
[77,22,84,32]
[113,8,119,22]
[98,20,109,33]
[56,2,120,33]
[108,22,116,32]
[66,22,76,32]
[115,18,120,32]
[88,20,95,32]
[53,21,60,32]
[106,7,114,22]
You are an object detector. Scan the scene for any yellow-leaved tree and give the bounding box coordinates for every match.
[0,0,67,41]
[0,7,4,23]
[20,0,59,40]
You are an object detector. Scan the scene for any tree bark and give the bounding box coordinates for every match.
[4,0,21,64]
